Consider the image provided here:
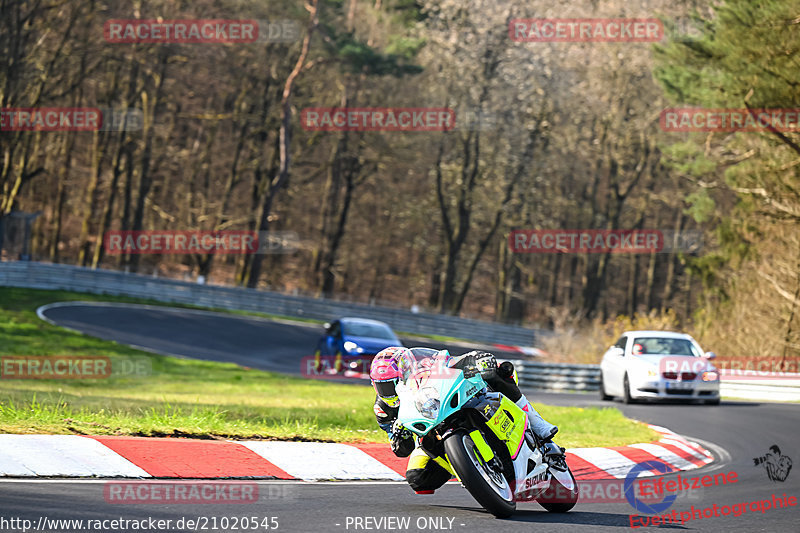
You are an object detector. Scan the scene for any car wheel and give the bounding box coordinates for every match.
[599,372,612,401]
[623,374,636,404]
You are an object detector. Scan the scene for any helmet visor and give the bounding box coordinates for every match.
[373,379,398,399]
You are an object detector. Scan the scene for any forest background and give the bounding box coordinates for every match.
[1,0,798,363]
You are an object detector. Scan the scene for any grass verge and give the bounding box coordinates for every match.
[0,287,657,447]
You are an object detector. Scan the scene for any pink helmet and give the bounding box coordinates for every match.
[370,346,414,400]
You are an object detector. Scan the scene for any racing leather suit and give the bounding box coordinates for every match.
[373,350,558,492]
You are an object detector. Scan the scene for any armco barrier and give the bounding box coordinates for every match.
[506,361,800,399]
[721,379,800,402]
[4,263,800,399]
[507,360,601,391]
[0,261,543,346]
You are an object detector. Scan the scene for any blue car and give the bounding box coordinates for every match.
[315,317,403,372]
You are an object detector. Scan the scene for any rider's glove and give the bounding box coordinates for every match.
[390,421,414,457]
[474,352,498,373]
[391,420,411,439]
[455,351,497,378]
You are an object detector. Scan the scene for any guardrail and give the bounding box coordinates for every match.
[0,261,544,346]
[508,360,800,401]
[7,262,797,400]
[721,379,800,402]
[508,360,601,392]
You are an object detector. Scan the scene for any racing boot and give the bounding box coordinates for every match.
[515,393,558,442]
[515,395,565,467]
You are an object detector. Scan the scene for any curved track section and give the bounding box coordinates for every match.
[31,301,800,532]
[38,301,518,375]
[39,302,325,375]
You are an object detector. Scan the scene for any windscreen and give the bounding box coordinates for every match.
[408,347,441,360]
[341,322,396,340]
[400,348,454,388]
[631,337,702,357]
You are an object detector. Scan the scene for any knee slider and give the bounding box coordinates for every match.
[405,469,427,491]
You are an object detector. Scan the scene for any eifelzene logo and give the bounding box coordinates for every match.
[754,445,792,482]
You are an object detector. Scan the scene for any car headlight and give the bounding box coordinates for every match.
[343,341,362,354]
[415,387,441,420]
[702,371,719,381]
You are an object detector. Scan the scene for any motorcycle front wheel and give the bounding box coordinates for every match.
[444,429,516,518]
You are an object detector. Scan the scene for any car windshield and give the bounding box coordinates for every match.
[341,321,396,340]
[631,337,702,357]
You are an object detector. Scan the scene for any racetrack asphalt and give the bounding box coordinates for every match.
[38,302,522,374]
[19,301,800,532]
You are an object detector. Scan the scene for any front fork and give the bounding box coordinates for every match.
[466,429,508,479]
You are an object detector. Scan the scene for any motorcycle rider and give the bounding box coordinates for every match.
[370,346,562,494]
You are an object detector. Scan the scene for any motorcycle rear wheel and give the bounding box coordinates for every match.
[536,468,578,513]
[444,429,516,519]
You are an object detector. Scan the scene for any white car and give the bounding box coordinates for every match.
[599,330,720,405]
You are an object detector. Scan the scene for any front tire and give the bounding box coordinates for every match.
[537,468,579,513]
[623,374,636,404]
[444,429,516,518]
[599,372,612,401]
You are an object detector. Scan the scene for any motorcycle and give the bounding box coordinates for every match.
[395,348,579,518]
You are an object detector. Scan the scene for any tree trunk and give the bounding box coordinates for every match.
[626,253,640,316]
[662,212,685,308]
[319,134,361,297]
[49,129,76,262]
[129,49,170,273]
[247,0,319,288]
[644,249,657,310]
[77,130,104,266]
